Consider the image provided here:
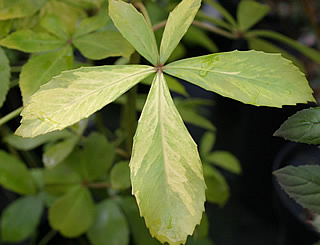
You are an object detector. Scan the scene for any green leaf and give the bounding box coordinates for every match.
[1,195,44,242]
[19,45,73,105]
[274,107,320,144]
[199,132,216,157]
[49,185,95,237]
[165,50,315,107]
[73,4,110,38]
[159,0,201,64]
[248,37,305,72]
[183,26,218,53]
[16,65,155,138]
[206,151,241,174]
[110,161,131,190]
[203,164,229,206]
[4,130,73,150]
[237,0,269,32]
[189,213,208,241]
[130,73,206,245]
[0,47,10,109]
[274,165,320,214]
[43,137,78,168]
[0,0,47,20]
[248,30,320,64]
[108,0,159,65]
[30,169,59,207]
[0,150,36,195]
[66,132,115,181]
[60,0,103,9]
[73,31,134,60]
[43,164,81,196]
[87,199,129,245]
[203,0,237,27]
[176,99,216,131]
[41,0,87,35]
[116,196,161,245]
[40,14,69,40]
[0,20,12,38]
[0,29,65,52]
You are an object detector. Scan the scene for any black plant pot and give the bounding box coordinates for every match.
[272,142,320,245]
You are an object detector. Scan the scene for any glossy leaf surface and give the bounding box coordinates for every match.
[274,107,320,144]
[165,50,315,107]
[0,29,64,52]
[16,65,155,137]
[109,0,159,65]
[237,0,269,31]
[274,165,320,214]
[0,0,47,20]
[19,46,73,104]
[73,31,134,60]
[248,37,305,72]
[130,73,206,245]
[49,186,95,237]
[0,47,10,109]
[1,196,43,242]
[0,150,36,195]
[87,200,129,245]
[159,0,201,64]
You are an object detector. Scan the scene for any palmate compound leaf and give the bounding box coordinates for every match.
[159,0,201,64]
[130,72,206,245]
[16,65,155,138]
[164,50,315,107]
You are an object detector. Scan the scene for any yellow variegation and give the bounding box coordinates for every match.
[109,0,159,65]
[130,73,206,245]
[165,50,315,107]
[16,65,155,137]
[159,0,201,64]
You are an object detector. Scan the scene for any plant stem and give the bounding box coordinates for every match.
[153,20,167,31]
[116,148,130,159]
[38,230,57,245]
[0,106,23,127]
[152,19,237,39]
[85,181,111,189]
[192,20,237,39]
[134,2,153,27]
